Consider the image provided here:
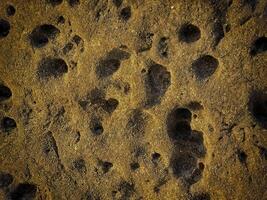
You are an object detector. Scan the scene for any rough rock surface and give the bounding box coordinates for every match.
[0,0,267,199]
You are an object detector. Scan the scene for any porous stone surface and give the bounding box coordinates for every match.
[0,0,267,199]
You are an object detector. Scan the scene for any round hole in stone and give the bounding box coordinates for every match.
[6,5,16,16]
[192,55,219,80]
[0,19,10,38]
[0,84,12,101]
[1,117,17,132]
[178,23,201,43]
[120,6,131,21]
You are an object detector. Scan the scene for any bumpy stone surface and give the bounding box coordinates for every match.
[0,0,267,200]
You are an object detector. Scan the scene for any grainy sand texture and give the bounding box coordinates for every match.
[0,0,267,199]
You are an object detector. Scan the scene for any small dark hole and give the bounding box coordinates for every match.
[90,119,104,135]
[63,42,73,54]
[225,24,231,33]
[0,19,11,38]
[0,172,13,188]
[198,162,205,171]
[178,23,201,43]
[93,125,103,135]
[130,162,140,171]
[1,117,17,132]
[120,6,131,21]
[73,158,86,173]
[237,150,247,164]
[72,35,82,45]
[103,98,119,113]
[57,16,65,24]
[0,84,12,101]
[141,69,146,74]
[6,5,16,16]
[152,152,161,161]
[101,161,113,173]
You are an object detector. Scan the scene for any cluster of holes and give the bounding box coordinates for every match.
[112,181,135,200]
[79,88,119,118]
[96,48,130,78]
[62,35,83,55]
[167,108,206,185]
[0,173,37,200]
[2,3,266,199]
